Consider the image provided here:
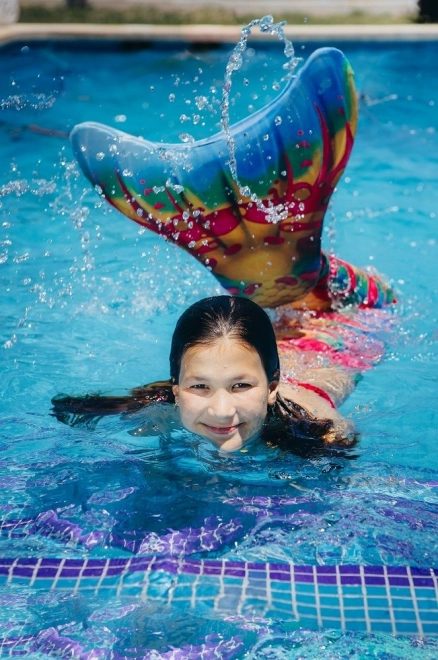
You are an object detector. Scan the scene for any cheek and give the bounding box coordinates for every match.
[177,395,200,425]
[246,393,269,422]
[253,390,269,410]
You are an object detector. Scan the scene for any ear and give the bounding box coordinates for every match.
[172,384,179,399]
[267,379,280,406]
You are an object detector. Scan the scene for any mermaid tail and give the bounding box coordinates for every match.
[298,252,396,311]
[71,47,358,308]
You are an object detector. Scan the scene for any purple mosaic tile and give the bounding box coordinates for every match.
[223,566,246,578]
[386,566,409,576]
[35,567,59,578]
[317,575,337,585]
[40,558,61,567]
[295,573,314,584]
[86,559,109,568]
[201,564,223,576]
[269,562,291,573]
[65,559,88,567]
[108,558,131,568]
[180,562,202,575]
[106,566,132,577]
[294,565,313,575]
[13,567,35,578]
[316,566,337,574]
[128,559,152,573]
[82,568,107,577]
[152,558,179,574]
[340,575,363,586]
[247,562,267,570]
[412,577,435,588]
[364,576,386,586]
[364,566,385,575]
[387,577,410,587]
[16,558,39,566]
[339,565,361,575]
[203,558,221,567]
[59,568,82,578]
[409,567,434,577]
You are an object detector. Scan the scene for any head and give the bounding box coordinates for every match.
[170,296,280,452]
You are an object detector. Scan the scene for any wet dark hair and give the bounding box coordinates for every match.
[52,295,350,448]
[169,295,280,384]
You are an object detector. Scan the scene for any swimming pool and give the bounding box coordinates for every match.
[0,34,437,657]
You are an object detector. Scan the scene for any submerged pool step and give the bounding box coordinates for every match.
[0,556,437,637]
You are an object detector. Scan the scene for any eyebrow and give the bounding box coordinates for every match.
[184,374,257,383]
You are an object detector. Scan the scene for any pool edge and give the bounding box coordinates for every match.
[1,22,438,45]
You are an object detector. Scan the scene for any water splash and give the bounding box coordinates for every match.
[1,93,57,112]
[220,15,300,224]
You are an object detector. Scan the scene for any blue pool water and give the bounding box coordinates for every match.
[0,35,438,657]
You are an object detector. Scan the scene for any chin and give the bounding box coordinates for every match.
[210,429,261,453]
[216,438,245,452]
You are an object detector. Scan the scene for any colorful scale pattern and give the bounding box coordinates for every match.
[71,47,360,309]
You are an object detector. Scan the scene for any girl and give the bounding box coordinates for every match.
[52,293,365,451]
[57,46,396,450]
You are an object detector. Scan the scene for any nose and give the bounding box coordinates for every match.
[207,389,236,420]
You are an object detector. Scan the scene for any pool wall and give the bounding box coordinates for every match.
[1,557,438,636]
[1,22,438,47]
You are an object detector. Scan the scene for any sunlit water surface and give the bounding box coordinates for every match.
[0,37,437,658]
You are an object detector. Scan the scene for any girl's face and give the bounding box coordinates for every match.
[172,337,279,452]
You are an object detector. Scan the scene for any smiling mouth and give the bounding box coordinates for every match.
[202,423,241,436]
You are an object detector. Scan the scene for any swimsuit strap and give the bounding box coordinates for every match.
[285,377,336,409]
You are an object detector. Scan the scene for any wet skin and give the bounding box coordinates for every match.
[172,338,279,452]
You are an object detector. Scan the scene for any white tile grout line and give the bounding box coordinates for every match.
[1,23,438,45]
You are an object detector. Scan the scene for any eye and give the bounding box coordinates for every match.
[190,383,208,390]
[233,382,252,390]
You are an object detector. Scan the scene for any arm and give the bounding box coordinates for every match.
[279,369,358,445]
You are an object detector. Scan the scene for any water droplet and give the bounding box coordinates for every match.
[275,116,282,126]
[195,95,208,110]
[179,133,195,143]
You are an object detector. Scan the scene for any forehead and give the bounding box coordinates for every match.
[181,337,264,372]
